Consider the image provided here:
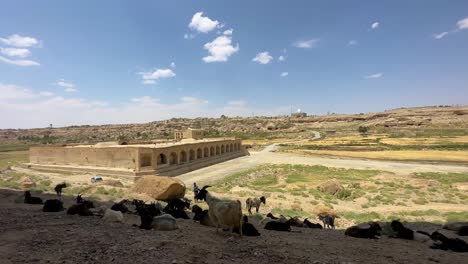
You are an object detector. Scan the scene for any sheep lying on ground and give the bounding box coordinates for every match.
[111,199,129,213]
[76,194,95,209]
[102,208,124,223]
[303,218,323,229]
[54,183,67,198]
[345,222,382,239]
[288,216,304,227]
[390,220,431,242]
[67,203,93,216]
[442,222,468,232]
[43,199,64,212]
[233,215,260,236]
[135,202,162,229]
[192,205,215,227]
[260,214,287,226]
[151,214,179,231]
[195,186,243,236]
[430,231,468,252]
[264,219,291,232]
[318,214,336,229]
[24,191,43,204]
[246,196,266,214]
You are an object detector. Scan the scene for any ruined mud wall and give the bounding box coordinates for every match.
[30,146,138,170]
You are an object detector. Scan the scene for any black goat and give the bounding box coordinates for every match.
[345,222,382,239]
[67,203,93,216]
[24,191,43,204]
[233,215,260,236]
[264,220,291,232]
[111,199,129,213]
[303,218,323,229]
[76,194,95,209]
[430,231,468,252]
[134,202,162,230]
[54,183,67,198]
[166,198,190,211]
[43,199,64,212]
[266,212,279,220]
[458,226,468,236]
[163,198,190,219]
[319,214,336,229]
[390,220,414,240]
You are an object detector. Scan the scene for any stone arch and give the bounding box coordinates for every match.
[216,145,220,155]
[230,143,234,152]
[237,143,241,151]
[204,147,209,158]
[157,153,167,165]
[169,152,178,165]
[197,148,202,159]
[210,146,215,156]
[180,150,187,163]
[189,149,195,161]
[221,144,225,154]
[234,143,238,151]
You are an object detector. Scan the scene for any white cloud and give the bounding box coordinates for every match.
[365,73,383,79]
[278,55,286,61]
[180,96,208,104]
[433,32,449,39]
[348,40,358,46]
[371,22,380,30]
[189,12,220,33]
[170,62,176,68]
[0,56,39,66]
[55,79,78,92]
[131,96,159,105]
[280,72,289,77]
[223,28,233,35]
[0,83,294,128]
[0,34,39,47]
[293,39,320,48]
[252,51,273,64]
[202,35,239,63]
[227,100,246,107]
[457,17,468,30]
[39,91,54,97]
[0,47,31,58]
[139,68,176,85]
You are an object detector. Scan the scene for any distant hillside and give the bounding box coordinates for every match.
[1,105,467,146]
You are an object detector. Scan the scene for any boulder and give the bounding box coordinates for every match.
[318,180,344,195]
[132,176,186,201]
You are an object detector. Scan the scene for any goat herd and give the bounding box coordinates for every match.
[22,184,468,253]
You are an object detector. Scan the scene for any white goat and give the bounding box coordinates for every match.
[195,186,243,236]
[102,208,124,223]
[151,214,179,231]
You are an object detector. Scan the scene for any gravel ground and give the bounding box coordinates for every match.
[1,189,467,264]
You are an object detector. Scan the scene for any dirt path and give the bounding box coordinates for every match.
[176,131,468,185]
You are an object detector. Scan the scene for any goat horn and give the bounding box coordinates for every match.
[202,185,211,190]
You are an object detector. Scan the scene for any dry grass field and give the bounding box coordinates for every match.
[204,164,468,226]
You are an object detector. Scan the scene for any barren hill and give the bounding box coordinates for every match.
[1,105,467,146]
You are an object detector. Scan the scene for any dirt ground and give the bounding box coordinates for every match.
[0,189,467,264]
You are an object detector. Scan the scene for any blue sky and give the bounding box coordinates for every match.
[1,0,467,128]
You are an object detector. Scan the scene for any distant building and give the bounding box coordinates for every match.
[29,128,244,177]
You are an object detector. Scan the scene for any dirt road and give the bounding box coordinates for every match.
[176,131,468,185]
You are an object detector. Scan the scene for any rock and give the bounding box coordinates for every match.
[131,176,186,200]
[317,180,344,195]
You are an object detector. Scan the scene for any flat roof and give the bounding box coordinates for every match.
[39,137,239,149]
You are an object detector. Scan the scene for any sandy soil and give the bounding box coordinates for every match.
[1,189,467,264]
